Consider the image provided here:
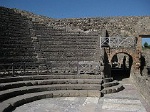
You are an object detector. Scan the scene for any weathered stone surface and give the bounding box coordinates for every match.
[12,79,150,112]
[0,6,150,111]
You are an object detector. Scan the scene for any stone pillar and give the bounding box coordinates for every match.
[133,36,142,74]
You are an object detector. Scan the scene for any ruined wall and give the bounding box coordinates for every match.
[130,49,150,105]
[52,16,150,37]
[131,74,150,105]
[12,8,55,25]
[12,7,150,37]
[141,49,150,76]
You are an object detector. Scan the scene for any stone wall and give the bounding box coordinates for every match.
[12,7,150,37]
[52,16,150,37]
[130,49,150,105]
[13,8,54,24]
[141,49,150,76]
[131,74,150,105]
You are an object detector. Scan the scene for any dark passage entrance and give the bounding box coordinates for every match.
[111,53,133,81]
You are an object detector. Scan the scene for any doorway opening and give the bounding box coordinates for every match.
[111,53,133,81]
[140,35,150,76]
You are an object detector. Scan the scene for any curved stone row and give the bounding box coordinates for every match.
[0,7,124,112]
[0,72,124,112]
[0,90,101,112]
[0,74,103,112]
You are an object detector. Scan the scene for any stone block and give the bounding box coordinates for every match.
[69,90,79,97]
[79,90,88,97]
[87,90,100,97]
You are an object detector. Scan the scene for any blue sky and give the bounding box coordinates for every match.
[0,0,150,44]
[0,0,150,18]
[142,38,150,45]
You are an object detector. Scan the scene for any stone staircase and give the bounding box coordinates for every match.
[0,71,124,112]
[0,7,124,112]
[0,73,103,112]
[0,7,37,63]
[0,72,124,112]
[102,78,124,94]
[32,22,99,62]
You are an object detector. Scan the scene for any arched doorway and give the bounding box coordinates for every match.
[111,53,133,80]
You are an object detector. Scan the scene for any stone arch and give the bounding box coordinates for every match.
[111,52,133,67]
[108,48,141,72]
[109,49,135,64]
[109,50,135,80]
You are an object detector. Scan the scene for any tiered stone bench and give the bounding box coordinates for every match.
[32,22,99,62]
[0,73,123,112]
[0,7,36,63]
[0,7,124,112]
[0,74,103,112]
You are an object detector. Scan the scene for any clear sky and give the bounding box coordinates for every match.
[0,0,150,19]
[142,38,150,45]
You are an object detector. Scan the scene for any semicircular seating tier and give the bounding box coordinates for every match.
[0,7,124,112]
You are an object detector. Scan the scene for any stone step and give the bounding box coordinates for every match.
[38,38,98,42]
[0,53,37,57]
[1,27,30,32]
[2,42,30,46]
[0,84,101,102]
[39,48,96,52]
[1,29,30,34]
[0,47,34,50]
[39,41,96,45]
[0,13,27,19]
[39,39,97,43]
[102,80,119,88]
[0,19,26,24]
[0,90,101,112]
[0,35,31,39]
[34,29,97,35]
[38,36,98,40]
[0,79,103,91]
[103,78,113,83]
[39,49,96,53]
[44,57,95,61]
[1,44,34,48]
[0,55,36,59]
[39,51,95,57]
[38,58,94,62]
[0,41,33,45]
[0,54,36,58]
[1,33,30,37]
[40,49,96,52]
[101,84,124,94]
[38,53,95,58]
[1,28,29,33]
[0,75,103,83]
[0,58,37,63]
[40,45,97,49]
[34,29,97,36]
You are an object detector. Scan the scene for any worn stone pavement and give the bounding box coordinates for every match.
[13,78,150,112]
